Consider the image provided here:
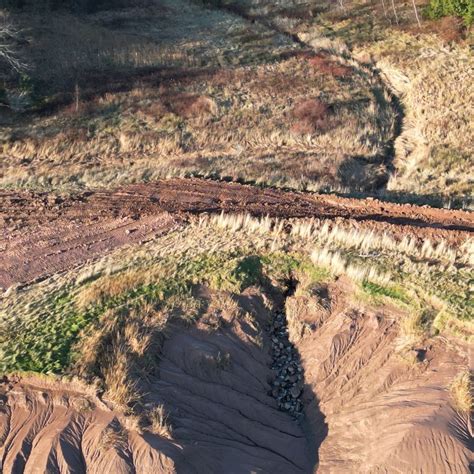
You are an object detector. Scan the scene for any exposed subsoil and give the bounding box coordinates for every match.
[286,276,473,472]
[0,282,471,473]
[1,178,472,290]
[0,287,315,473]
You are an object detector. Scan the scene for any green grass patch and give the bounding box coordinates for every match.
[0,251,265,375]
[261,252,329,284]
[0,292,80,373]
[361,281,411,306]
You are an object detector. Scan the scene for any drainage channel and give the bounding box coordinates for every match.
[268,281,305,418]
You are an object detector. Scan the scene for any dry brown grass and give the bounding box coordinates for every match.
[102,342,141,407]
[364,33,474,203]
[203,293,241,330]
[0,0,397,194]
[222,0,473,205]
[76,271,149,309]
[436,16,466,43]
[99,422,129,451]
[449,370,472,413]
[149,405,173,438]
[274,0,473,204]
[73,305,166,407]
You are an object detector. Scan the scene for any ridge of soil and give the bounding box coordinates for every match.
[287,276,473,472]
[1,178,472,290]
[0,281,471,473]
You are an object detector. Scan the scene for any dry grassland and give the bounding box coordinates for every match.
[0,0,397,194]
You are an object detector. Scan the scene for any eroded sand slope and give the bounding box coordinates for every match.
[0,283,471,473]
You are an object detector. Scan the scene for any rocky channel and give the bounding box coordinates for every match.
[268,309,305,418]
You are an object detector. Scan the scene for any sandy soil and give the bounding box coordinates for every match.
[1,178,472,290]
[287,276,473,472]
[0,283,471,473]
[0,287,313,473]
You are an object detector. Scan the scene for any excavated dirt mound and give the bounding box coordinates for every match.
[286,277,473,473]
[0,283,471,473]
[1,178,472,289]
[0,287,314,473]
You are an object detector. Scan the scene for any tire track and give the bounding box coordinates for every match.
[1,178,472,290]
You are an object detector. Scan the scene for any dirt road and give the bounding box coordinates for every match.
[1,178,472,289]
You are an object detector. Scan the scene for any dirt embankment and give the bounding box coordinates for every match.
[0,282,471,473]
[1,178,472,290]
[286,276,473,472]
[0,287,313,473]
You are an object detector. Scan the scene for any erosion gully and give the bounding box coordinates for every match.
[268,280,305,418]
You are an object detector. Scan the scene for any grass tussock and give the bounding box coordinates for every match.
[449,370,473,413]
[290,98,333,135]
[149,405,173,438]
[203,293,241,330]
[99,421,129,451]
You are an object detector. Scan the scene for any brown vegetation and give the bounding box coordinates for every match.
[0,0,398,195]
[307,54,353,78]
[436,16,466,42]
[291,98,333,135]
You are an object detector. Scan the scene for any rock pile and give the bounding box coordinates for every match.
[268,310,304,418]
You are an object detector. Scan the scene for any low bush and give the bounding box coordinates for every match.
[291,98,332,135]
[436,16,466,42]
[307,55,353,78]
[425,0,474,25]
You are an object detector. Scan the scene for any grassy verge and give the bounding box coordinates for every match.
[2,215,471,381]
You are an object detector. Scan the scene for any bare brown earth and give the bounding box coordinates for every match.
[1,178,473,290]
[0,283,472,473]
[0,288,312,473]
[287,277,474,473]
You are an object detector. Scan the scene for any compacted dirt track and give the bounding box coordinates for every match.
[1,178,473,289]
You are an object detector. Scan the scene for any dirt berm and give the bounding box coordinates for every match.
[0,281,471,473]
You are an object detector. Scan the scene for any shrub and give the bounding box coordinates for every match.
[291,98,332,135]
[437,16,465,42]
[425,0,474,26]
[307,55,353,78]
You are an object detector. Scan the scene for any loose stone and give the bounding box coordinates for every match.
[269,307,305,419]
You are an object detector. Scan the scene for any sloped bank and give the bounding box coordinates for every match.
[1,276,471,472]
[0,285,317,473]
[287,276,473,472]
